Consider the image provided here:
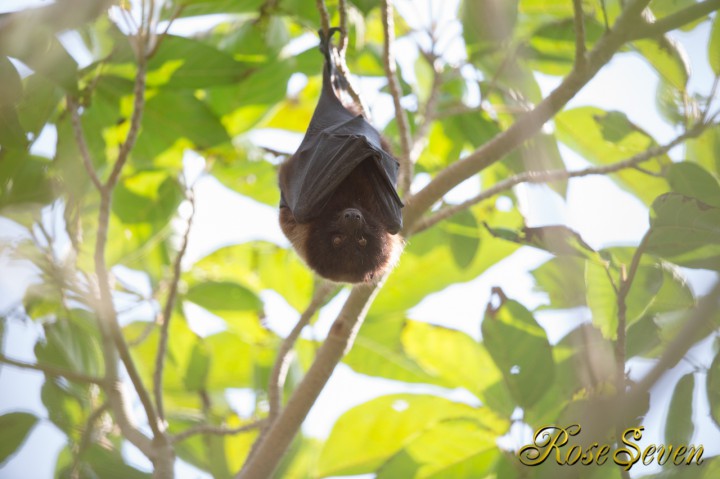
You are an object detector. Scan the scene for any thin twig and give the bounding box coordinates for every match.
[172,419,266,443]
[702,75,719,123]
[402,0,660,230]
[243,282,334,466]
[613,235,649,474]
[268,282,334,423]
[572,0,587,69]
[88,44,161,439]
[315,0,330,35]
[631,281,720,398]
[0,354,107,385]
[237,282,382,479]
[412,121,706,233]
[381,0,412,194]
[338,0,349,57]
[146,4,185,59]
[154,191,196,421]
[629,0,720,40]
[106,57,147,191]
[600,0,610,30]
[410,51,441,162]
[67,97,103,192]
[71,402,110,479]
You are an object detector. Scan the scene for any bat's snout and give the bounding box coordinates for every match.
[340,208,364,232]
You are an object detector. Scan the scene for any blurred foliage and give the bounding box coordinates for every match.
[0,0,719,478]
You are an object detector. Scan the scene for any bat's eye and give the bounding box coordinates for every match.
[332,235,344,247]
[358,237,367,247]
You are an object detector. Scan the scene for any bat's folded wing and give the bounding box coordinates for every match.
[284,116,403,233]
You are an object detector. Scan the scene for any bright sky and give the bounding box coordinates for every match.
[1,1,719,478]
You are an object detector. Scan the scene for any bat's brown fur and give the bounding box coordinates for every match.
[279,158,402,283]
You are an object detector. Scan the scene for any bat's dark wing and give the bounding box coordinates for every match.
[279,29,403,234]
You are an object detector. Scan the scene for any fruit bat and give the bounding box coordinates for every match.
[278,28,404,283]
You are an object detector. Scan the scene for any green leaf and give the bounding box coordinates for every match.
[686,125,720,175]
[0,28,78,92]
[525,18,604,76]
[272,435,323,479]
[167,0,265,19]
[709,351,720,429]
[0,412,37,466]
[481,296,555,408]
[646,262,695,314]
[709,11,720,75]
[203,330,275,391]
[112,171,182,225]
[17,74,61,139]
[665,373,695,446]
[210,148,280,207]
[135,90,231,160]
[585,260,618,339]
[189,242,314,312]
[146,35,251,89]
[485,224,598,259]
[0,57,27,150]
[66,443,152,479]
[462,0,518,58]
[41,380,85,438]
[667,162,720,207]
[531,256,587,309]
[183,341,211,392]
[633,37,690,90]
[34,310,104,378]
[345,316,441,385]
[0,150,56,207]
[446,209,481,269]
[555,107,670,204]
[626,315,661,358]
[317,394,499,477]
[54,75,131,190]
[186,281,262,312]
[373,207,521,315]
[401,321,504,398]
[650,0,695,18]
[376,419,498,479]
[645,193,720,270]
[655,79,686,125]
[125,315,204,412]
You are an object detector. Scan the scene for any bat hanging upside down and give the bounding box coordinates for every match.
[278,28,404,283]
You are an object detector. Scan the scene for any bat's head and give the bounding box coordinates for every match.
[303,203,400,283]
[279,200,402,284]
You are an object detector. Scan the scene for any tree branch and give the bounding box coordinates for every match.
[93,58,161,441]
[237,282,383,479]
[68,53,156,460]
[402,0,652,231]
[613,235,649,475]
[410,52,441,163]
[105,57,147,191]
[66,96,103,192]
[412,121,707,234]
[338,0,349,57]
[172,419,266,443]
[631,281,720,399]
[71,402,110,479]
[315,0,330,35]
[0,354,107,385]
[154,191,196,421]
[629,0,720,40]
[267,282,334,426]
[572,0,587,68]
[381,0,413,195]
